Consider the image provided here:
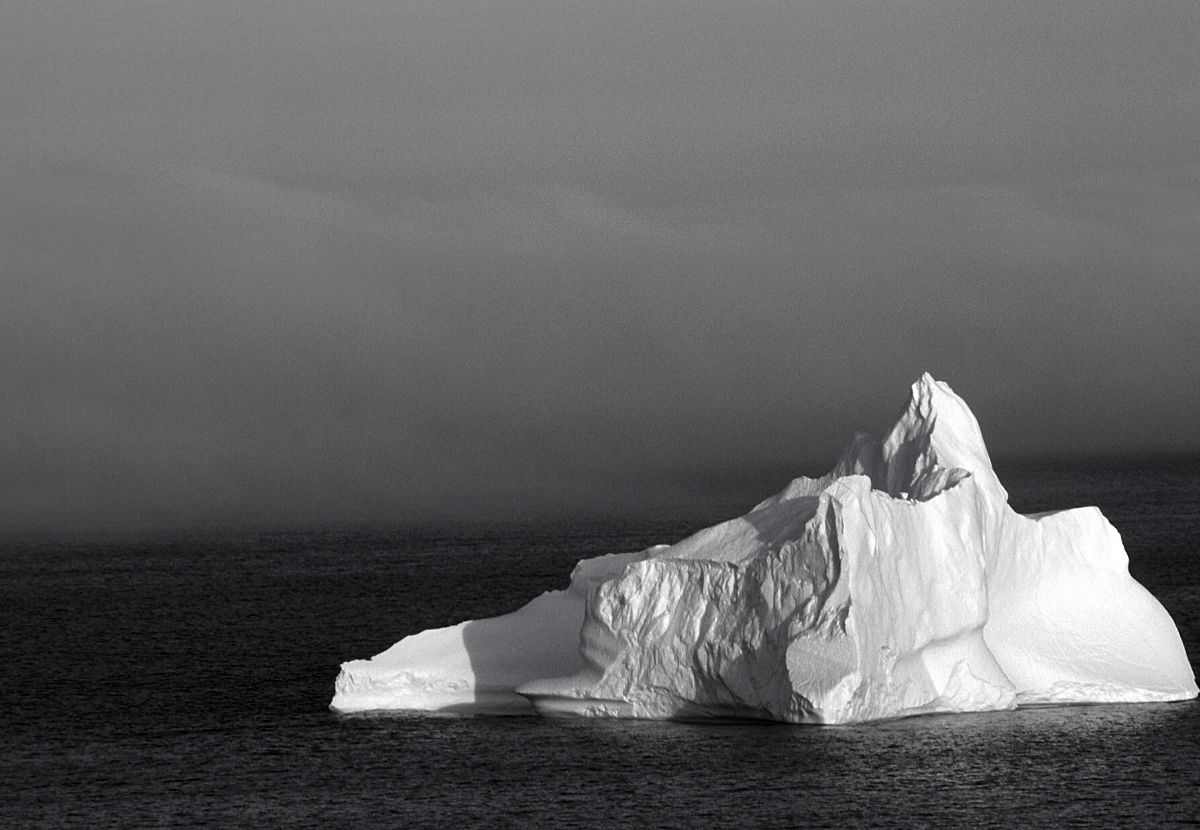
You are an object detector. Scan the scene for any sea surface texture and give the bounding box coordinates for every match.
[3,462,1198,827]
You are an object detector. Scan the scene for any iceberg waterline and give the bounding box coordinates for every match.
[331,375,1197,723]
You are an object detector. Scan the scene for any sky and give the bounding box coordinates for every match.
[3,1,1199,536]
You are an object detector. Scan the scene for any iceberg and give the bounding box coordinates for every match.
[331,374,1197,723]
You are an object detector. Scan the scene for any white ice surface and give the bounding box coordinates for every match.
[331,374,1197,723]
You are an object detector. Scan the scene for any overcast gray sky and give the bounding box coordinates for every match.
[3,1,1199,536]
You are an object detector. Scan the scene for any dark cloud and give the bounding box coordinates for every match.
[3,2,1199,536]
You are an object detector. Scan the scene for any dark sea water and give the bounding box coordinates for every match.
[3,462,1198,828]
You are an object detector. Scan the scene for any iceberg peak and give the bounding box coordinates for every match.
[881,372,1006,503]
[782,373,999,506]
[331,374,1197,723]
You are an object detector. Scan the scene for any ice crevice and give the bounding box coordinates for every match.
[331,374,1197,724]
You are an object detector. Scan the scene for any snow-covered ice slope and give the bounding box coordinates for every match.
[331,375,1197,723]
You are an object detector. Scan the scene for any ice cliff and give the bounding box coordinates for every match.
[331,374,1197,723]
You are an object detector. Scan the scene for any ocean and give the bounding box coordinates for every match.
[3,461,1198,827]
